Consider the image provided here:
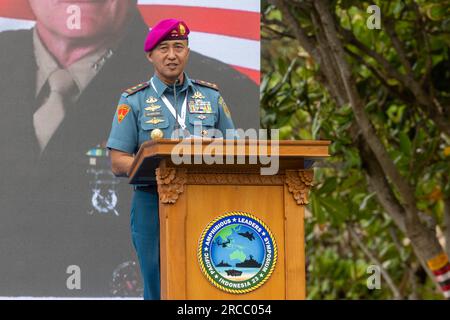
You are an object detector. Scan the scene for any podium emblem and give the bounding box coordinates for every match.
[198,212,277,294]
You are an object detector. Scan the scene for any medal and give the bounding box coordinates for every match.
[189,100,212,113]
[151,129,164,140]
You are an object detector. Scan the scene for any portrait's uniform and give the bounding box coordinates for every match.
[106,19,236,300]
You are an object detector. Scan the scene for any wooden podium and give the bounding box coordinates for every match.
[129,139,330,300]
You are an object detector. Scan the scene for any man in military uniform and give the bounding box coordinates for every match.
[107,18,236,300]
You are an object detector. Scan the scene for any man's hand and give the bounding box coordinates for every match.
[110,149,135,177]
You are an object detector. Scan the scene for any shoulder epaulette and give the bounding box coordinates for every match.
[192,79,219,91]
[123,82,150,97]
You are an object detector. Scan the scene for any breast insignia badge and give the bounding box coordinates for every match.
[146,118,165,125]
[145,105,161,112]
[146,96,158,104]
[192,91,205,99]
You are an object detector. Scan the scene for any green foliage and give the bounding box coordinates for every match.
[262,0,450,299]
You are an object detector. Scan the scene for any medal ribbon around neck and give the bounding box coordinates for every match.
[150,77,187,130]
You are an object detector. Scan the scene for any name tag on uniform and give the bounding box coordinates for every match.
[189,100,213,114]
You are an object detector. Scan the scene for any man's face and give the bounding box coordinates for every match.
[147,40,190,83]
[28,0,136,39]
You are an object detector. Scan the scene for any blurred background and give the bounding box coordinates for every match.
[261,0,449,299]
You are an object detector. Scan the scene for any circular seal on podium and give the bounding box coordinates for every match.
[198,212,277,294]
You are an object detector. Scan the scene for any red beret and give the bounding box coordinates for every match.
[144,19,190,52]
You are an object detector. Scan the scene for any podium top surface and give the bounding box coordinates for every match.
[134,139,330,157]
[128,139,330,184]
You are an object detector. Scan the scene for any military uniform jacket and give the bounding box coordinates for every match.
[107,74,235,155]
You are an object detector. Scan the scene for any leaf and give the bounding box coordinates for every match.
[341,172,362,189]
[424,3,448,21]
[343,148,361,169]
[311,193,326,225]
[399,131,412,156]
[317,177,338,195]
[312,110,322,139]
[319,197,349,225]
[386,104,406,123]
[260,76,270,94]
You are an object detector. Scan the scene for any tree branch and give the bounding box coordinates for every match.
[309,8,349,106]
[313,0,417,212]
[262,24,296,39]
[411,1,433,86]
[357,133,406,233]
[348,225,403,299]
[268,0,448,298]
[270,0,320,63]
[383,18,413,75]
[344,47,414,104]
[312,1,445,278]
[340,25,450,136]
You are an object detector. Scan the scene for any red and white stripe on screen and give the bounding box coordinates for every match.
[0,0,260,84]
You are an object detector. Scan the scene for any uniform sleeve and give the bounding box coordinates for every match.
[216,94,236,138]
[106,95,138,154]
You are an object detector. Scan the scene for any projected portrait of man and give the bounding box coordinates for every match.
[0,0,258,297]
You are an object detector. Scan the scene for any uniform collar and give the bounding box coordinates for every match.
[33,28,119,98]
[151,73,194,97]
[33,28,59,96]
